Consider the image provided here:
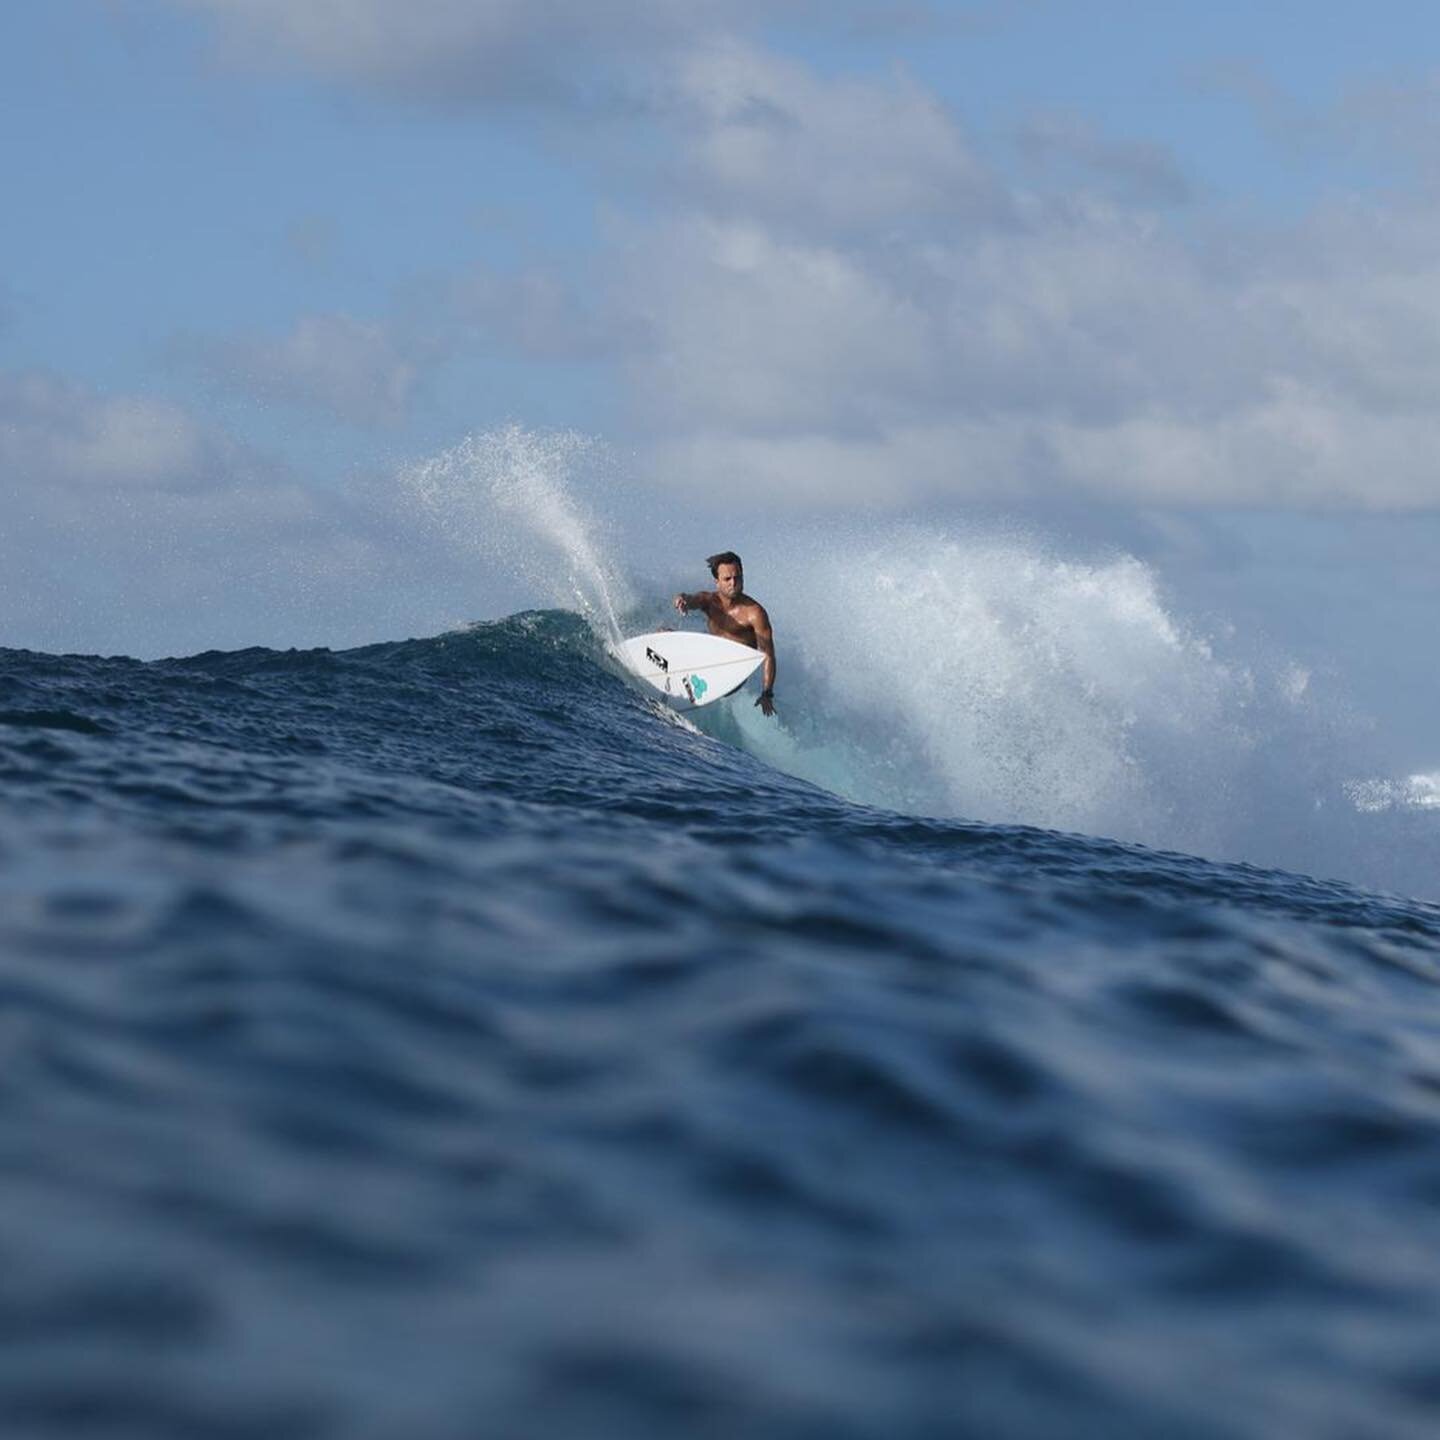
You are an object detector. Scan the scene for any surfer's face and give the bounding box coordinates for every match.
[715,563,742,597]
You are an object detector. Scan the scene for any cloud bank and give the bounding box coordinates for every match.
[610,42,1440,510]
[177,313,425,428]
[97,8,1440,518]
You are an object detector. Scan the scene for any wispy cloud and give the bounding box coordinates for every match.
[0,370,234,490]
[1016,112,1193,207]
[167,0,808,107]
[449,264,651,363]
[175,313,427,428]
[661,40,1006,234]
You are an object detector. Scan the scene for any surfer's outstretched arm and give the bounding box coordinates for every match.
[673,591,710,614]
[752,606,777,717]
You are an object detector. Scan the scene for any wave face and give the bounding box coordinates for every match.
[4,616,1440,1440]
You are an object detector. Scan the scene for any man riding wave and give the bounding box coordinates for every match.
[673,551,777,717]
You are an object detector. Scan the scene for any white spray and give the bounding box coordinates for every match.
[403,426,631,644]
[713,529,1259,854]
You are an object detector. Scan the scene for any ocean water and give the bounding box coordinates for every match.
[5,602,1440,1440]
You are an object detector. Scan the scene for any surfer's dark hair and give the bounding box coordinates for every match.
[707,551,742,577]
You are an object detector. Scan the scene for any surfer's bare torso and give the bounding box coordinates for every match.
[673,557,777,716]
[691,595,764,649]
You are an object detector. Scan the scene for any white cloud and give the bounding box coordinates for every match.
[1038,388,1440,509]
[179,313,424,427]
[624,218,940,437]
[0,371,223,489]
[666,41,1003,233]
[611,45,1440,511]
[647,399,1440,513]
[450,265,650,362]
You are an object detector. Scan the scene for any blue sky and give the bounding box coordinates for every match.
[4,0,1440,766]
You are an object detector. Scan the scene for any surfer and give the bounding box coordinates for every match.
[673,552,777,716]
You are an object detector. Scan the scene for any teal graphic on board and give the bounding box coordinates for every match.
[690,675,708,701]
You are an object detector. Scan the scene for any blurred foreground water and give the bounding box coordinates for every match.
[3,616,1440,1439]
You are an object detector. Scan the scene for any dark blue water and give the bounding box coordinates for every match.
[4,611,1440,1439]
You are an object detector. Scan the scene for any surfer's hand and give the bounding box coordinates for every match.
[672,594,689,614]
[755,690,775,718]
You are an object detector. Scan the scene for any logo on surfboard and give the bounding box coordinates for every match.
[682,674,708,703]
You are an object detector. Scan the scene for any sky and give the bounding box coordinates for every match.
[3,1,1440,766]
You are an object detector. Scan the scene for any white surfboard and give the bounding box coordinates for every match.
[617,630,764,708]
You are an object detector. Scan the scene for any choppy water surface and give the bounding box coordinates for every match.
[4,613,1440,1439]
